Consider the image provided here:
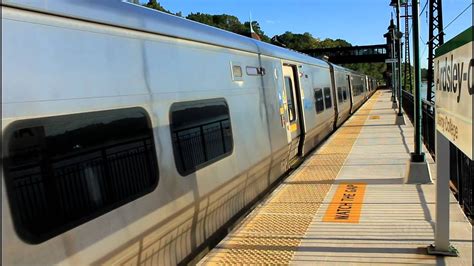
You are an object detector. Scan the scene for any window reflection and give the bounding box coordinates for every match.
[284,77,296,122]
[170,98,233,176]
[4,108,159,243]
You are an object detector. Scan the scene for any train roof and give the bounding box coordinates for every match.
[2,0,329,68]
[328,62,350,72]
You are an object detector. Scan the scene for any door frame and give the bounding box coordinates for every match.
[330,65,339,130]
[347,74,354,113]
[283,63,306,158]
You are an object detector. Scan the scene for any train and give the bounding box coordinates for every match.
[1,0,378,265]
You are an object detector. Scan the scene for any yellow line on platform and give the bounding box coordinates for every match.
[199,92,381,265]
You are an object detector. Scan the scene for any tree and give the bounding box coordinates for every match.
[244,21,271,42]
[186,13,214,26]
[317,38,351,48]
[343,63,386,82]
[143,0,170,13]
[186,13,270,42]
[143,0,182,16]
[275,32,319,50]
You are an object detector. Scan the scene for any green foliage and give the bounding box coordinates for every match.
[143,0,169,13]
[273,32,352,50]
[318,38,351,48]
[186,13,270,42]
[143,0,182,16]
[343,63,386,82]
[244,21,271,42]
[421,68,428,81]
[276,32,320,50]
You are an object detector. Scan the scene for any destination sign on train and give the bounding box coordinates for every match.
[434,27,474,159]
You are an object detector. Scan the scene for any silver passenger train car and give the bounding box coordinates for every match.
[1,0,377,264]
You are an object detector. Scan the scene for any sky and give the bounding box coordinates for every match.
[139,0,473,67]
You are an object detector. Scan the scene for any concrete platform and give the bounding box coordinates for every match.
[199,90,473,265]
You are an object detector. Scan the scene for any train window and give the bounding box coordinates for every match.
[343,87,348,101]
[354,84,363,96]
[337,87,343,103]
[284,77,297,122]
[170,98,233,176]
[232,65,243,79]
[3,108,159,244]
[323,87,332,109]
[246,66,265,76]
[314,88,325,113]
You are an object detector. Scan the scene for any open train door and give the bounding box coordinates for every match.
[347,74,354,113]
[282,64,304,164]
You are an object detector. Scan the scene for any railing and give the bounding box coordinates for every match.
[401,89,473,219]
[401,90,435,155]
[450,144,474,218]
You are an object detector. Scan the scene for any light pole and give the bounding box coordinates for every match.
[390,0,406,125]
[387,18,397,105]
[405,0,432,184]
[392,28,398,106]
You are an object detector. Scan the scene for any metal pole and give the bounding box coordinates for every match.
[391,36,396,103]
[427,131,458,255]
[396,0,403,116]
[405,0,431,184]
[435,132,450,251]
[411,0,423,159]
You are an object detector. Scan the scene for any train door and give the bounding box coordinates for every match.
[330,67,339,130]
[365,76,369,99]
[347,74,354,112]
[282,65,302,160]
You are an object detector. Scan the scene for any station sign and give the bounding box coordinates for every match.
[434,27,473,159]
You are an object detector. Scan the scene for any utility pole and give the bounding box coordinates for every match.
[405,0,432,184]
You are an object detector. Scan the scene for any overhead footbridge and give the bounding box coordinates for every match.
[299,44,390,64]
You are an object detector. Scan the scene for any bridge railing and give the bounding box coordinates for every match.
[401,89,473,219]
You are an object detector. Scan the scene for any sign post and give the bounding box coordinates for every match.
[428,26,473,256]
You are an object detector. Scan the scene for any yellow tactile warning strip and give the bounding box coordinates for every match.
[199,92,381,265]
[322,183,366,223]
